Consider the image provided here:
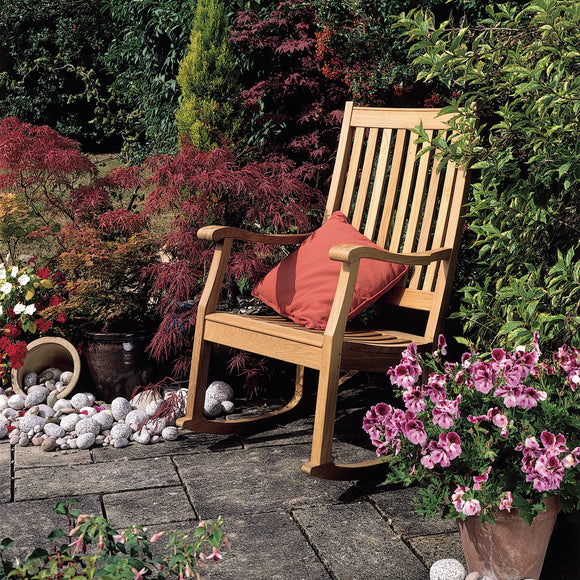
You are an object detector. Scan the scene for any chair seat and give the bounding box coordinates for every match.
[203,311,432,372]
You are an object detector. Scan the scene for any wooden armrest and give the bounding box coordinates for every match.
[328,243,453,265]
[197,225,311,245]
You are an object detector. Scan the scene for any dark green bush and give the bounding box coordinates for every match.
[398,0,580,351]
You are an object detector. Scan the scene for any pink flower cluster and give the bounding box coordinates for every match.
[519,431,580,492]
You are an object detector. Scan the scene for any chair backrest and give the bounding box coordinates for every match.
[325,102,470,341]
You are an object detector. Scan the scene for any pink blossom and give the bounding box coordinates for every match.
[452,485,469,511]
[462,498,481,516]
[499,491,514,512]
[516,386,541,409]
[402,414,427,446]
[389,363,420,388]
[403,386,426,413]
[207,546,223,563]
[471,361,495,394]
[432,396,461,429]
[425,373,447,403]
[473,466,492,490]
[540,431,568,454]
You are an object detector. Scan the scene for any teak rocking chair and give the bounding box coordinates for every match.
[177,102,470,480]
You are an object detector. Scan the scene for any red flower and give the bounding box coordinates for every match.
[3,324,21,339]
[57,312,67,324]
[49,296,64,307]
[35,318,53,333]
[37,266,50,279]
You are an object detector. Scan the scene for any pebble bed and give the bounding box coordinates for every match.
[0,367,235,451]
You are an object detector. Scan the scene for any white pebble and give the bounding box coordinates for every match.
[206,380,234,402]
[430,559,466,580]
[60,371,73,385]
[0,394,8,411]
[204,398,222,418]
[68,438,78,449]
[79,406,97,417]
[146,417,168,435]
[44,423,66,439]
[145,399,164,417]
[71,393,90,410]
[76,418,100,436]
[3,408,18,419]
[93,411,114,431]
[18,414,45,432]
[76,432,96,449]
[221,400,235,414]
[37,404,56,418]
[113,437,129,448]
[60,413,81,432]
[125,409,148,429]
[161,426,179,441]
[111,397,133,421]
[110,423,132,440]
[54,399,73,411]
[8,394,25,410]
[133,430,151,444]
[151,435,160,443]
[0,424,7,439]
[25,387,49,407]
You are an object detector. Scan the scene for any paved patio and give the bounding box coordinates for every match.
[1,376,578,579]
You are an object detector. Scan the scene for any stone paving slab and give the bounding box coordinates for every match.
[293,502,428,580]
[407,532,465,571]
[0,495,102,560]
[103,485,196,529]
[14,456,180,500]
[14,445,92,469]
[91,432,242,463]
[174,444,351,519]
[202,511,331,580]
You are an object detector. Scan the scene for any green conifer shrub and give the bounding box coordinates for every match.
[175,0,241,150]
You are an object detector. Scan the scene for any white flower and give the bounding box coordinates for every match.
[10,266,18,277]
[24,304,36,316]
[13,303,25,315]
[0,305,3,316]
[17,273,30,286]
[0,282,12,295]
[0,267,6,280]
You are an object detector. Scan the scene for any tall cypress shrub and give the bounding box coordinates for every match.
[175,0,241,150]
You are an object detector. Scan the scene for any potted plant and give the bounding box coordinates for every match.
[364,334,580,579]
[0,118,162,401]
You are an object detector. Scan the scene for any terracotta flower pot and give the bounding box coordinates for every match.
[457,496,560,580]
[83,330,154,402]
[11,336,81,399]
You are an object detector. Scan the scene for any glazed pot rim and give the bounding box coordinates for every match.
[83,329,154,342]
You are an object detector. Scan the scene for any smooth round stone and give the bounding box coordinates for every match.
[93,412,114,431]
[24,372,38,388]
[25,387,49,407]
[46,391,58,408]
[60,413,81,432]
[18,435,29,447]
[161,426,179,441]
[19,414,45,432]
[430,559,466,580]
[68,438,78,449]
[110,423,132,440]
[0,415,8,426]
[221,400,235,414]
[3,408,18,419]
[40,367,62,383]
[55,437,67,447]
[131,391,161,412]
[55,382,67,393]
[145,399,164,417]
[151,435,160,443]
[125,409,148,429]
[133,430,151,444]
[44,380,56,391]
[54,399,73,411]
[80,406,97,417]
[206,380,234,402]
[465,574,481,580]
[41,437,57,452]
[37,404,56,418]
[44,422,65,439]
[113,437,129,448]
[33,424,42,433]
[32,435,44,446]
[0,424,7,439]
[9,432,20,445]
[71,393,91,410]
[76,432,95,449]
[8,394,25,410]
[75,418,100,436]
[60,371,73,386]
[0,394,9,411]
[111,397,133,421]
[204,398,222,418]
[146,417,168,435]
[28,405,39,415]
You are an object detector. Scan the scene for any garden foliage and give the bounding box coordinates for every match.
[176,0,241,151]
[398,0,580,352]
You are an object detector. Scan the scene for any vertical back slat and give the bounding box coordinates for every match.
[376,129,407,248]
[339,127,366,218]
[363,128,393,241]
[351,128,379,230]
[389,130,420,252]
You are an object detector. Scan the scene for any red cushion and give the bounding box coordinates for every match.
[252,211,409,330]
